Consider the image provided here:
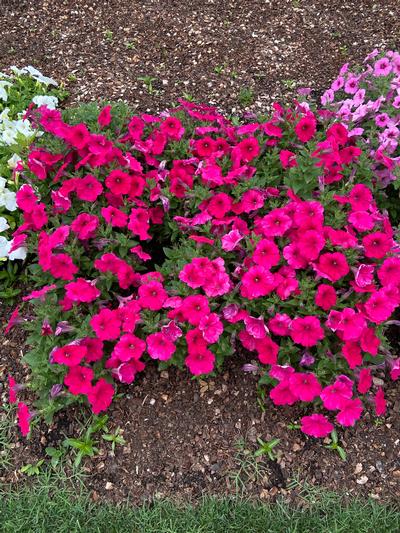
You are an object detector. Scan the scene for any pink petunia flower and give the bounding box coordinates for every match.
[17,402,31,437]
[301,414,333,438]
[290,316,324,347]
[336,398,363,426]
[147,332,176,361]
[87,379,114,414]
[64,366,94,395]
[289,372,322,402]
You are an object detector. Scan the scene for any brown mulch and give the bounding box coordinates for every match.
[1,0,399,112]
[1,0,400,506]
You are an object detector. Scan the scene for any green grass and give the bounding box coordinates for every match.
[0,470,399,533]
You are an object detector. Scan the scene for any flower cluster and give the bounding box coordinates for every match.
[6,55,400,437]
[0,66,64,263]
[322,50,400,190]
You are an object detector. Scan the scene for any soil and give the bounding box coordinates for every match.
[0,1,399,113]
[1,0,400,507]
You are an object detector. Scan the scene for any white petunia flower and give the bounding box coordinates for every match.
[25,66,58,86]
[0,189,17,211]
[32,95,58,109]
[0,216,9,232]
[8,154,22,169]
[0,236,11,258]
[9,245,27,261]
[0,177,6,190]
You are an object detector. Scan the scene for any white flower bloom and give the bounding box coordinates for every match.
[0,80,12,101]
[0,189,17,211]
[0,177,6,190]
[0,216,9,231]
[32,95,58,109]
[10,66,26,76]
[8,154,21,169]
[9,245,27,261]
[0,127,17,146]
[25,66,58,86]
[0,236,11,259]
[0,107,10,121]
[15,118,34,137]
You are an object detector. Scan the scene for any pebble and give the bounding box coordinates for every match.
[356,475,369,485]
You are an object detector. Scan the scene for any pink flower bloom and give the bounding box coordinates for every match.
[336,308,366,341]
[128,208,151,240]
[90,308,121,340]
[105,169,132,195]
[270,380,297,406]
[244,315,268,339]
[378,257,400,287]
[235,137,260,162]
[49,253,78,280]
[315,252,349,282]
[113,333,146,362]
[279,149,297,168]
[260,208,291,237]
[199,313,223,343]
[221,230,243,251]
[16,184,38,212]
[241,189,264,213]
[342,341,363,369]
[17,402,31,437]
[298,230,325,261]
[185,348,215,375]
[373,57,392,76]
[87,379,114,414]
[101,206,128,227]
[315,284,337,311]
[241,266,276,299]
[374,387,386,416]
[358,368,372,394]
[147,332,176,360]
[53,344,87,367]
[253,239,280,268]
[65,278,100,303]
[289,372,322,402]
[290,316,324,347]
[8,375,17,404]
[354,264,375,288]
[138,281,167,311]
[336,398,363,427]
[181,295,210,326]
[321,381,352,410]
[363,232,392,259]
[160,116,185,140]
[348,211,374,232]
[208,193,232,219]
[64,366,94,395]
[81,337,104,363]
[349,184,373,211]
[256,336,279,365]
[295,114,317,142]
[71,213,99,240]
[76,175,103,202]
[301,414,333,438]
[98,105,112,128]
[360,327,380,356]
[268,313,291,336]
[23,284,57,302]
[365,289,396,323]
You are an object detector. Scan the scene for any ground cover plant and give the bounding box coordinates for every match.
[4,51,399,444]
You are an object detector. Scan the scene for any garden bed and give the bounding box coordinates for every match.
[1,0,400,511]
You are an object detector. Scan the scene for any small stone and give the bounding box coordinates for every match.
[354,463,363,474]
[105,482,113,490]
[356,475,368,485]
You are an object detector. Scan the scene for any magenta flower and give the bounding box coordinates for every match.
[301,414,333,438]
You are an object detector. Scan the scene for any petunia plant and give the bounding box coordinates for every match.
[6,52,400,440]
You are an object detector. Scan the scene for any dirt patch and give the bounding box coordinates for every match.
[1,1,399,112]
